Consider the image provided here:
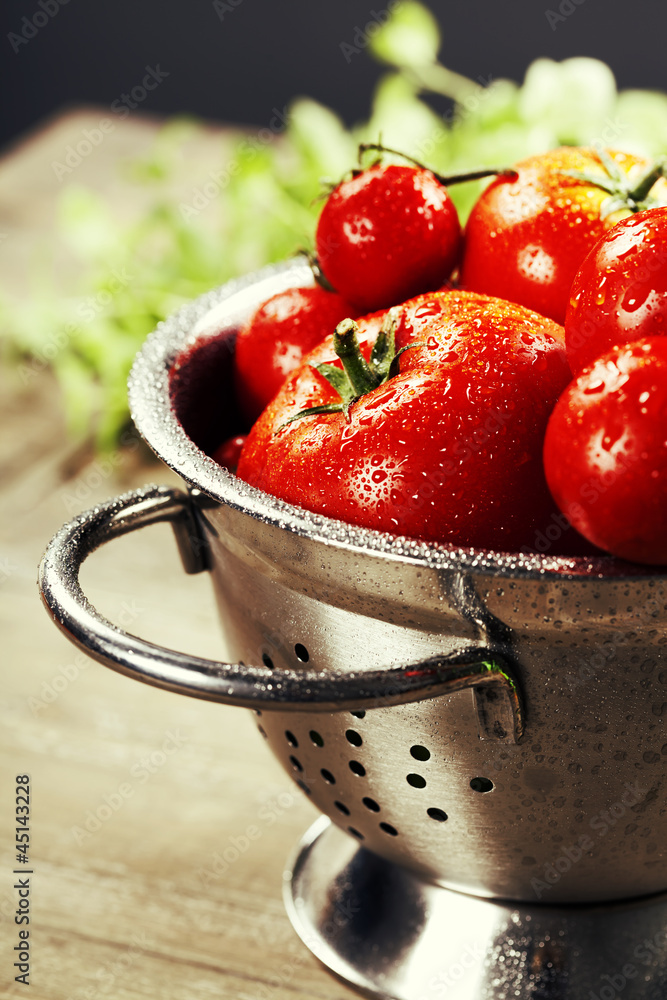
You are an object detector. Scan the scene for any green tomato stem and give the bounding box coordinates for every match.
[566,152,667,216]
[358,142,517,187]
[332,319,378,397]
[627,158,667,204]
[278,310,407,431]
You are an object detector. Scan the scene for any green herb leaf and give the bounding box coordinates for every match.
[368,1,441,69]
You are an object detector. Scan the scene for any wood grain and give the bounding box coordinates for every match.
[0,110,358,1000]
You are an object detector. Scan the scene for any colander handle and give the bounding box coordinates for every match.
[39,485,523,742]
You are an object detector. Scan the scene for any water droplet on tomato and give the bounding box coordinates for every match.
[583,379,605,395]
[371,469,388,484]
[414,301,442,319]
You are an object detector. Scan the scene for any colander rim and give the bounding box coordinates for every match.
[128,260,667,583]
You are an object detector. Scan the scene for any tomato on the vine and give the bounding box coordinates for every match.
[461,147,667,325]
[234,285,357,423]
[566,206,667,375]
[315,163,462,313]
[544,337,667,564]
[237,290,572,553]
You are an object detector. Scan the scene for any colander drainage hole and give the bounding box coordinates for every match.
[334,801,350,815]
[294,643,309,662]
[320,768,336,784]
[309,730,324,747]
[362,797,380,812]
[410,745,431,761]
[380,822,398,837]
[407,773,426,789]
[262,653,274,669]
[257,726,267,739]
[350,710,366,719]
[346,729,363,747]
[348,827,364,839]
[289,755,303,772]
[349,761,366,777]
[427,807,448,822]
[285,730,298,747]
[470,777,494,793]
[297,780,311,796]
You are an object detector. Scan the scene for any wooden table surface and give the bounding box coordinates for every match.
[0,111,358,1000]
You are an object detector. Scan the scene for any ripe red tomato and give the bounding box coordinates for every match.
[544,338,667,564]
[315,164,461,313]
[237,290,572,553]
[566,207,667,375]
[211,434,247,473]
[461,147,667,325]
[234,285,357,423]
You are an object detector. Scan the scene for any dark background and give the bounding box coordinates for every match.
[1,0,666,151]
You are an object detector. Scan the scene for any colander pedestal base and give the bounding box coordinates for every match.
[284,817,667,1000]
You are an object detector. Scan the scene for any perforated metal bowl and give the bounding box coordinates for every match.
[40,261,667,905]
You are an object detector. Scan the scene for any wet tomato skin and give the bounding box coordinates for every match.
[544,338,667,564]
[315,165,461,313]
[234,285,358,423]
[566,207,667,375]
[461,148,667,326]
[237,290,572,553]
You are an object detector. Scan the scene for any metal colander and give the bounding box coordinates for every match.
[40,261,667,908]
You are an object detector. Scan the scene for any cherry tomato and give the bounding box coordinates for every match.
[237,290,571,553]
[543,338,667,564]
[234,285,357,423]
[566,207,667,375]
[211,434,247,473]
[315,164,461,313]
[461,147,667,325]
